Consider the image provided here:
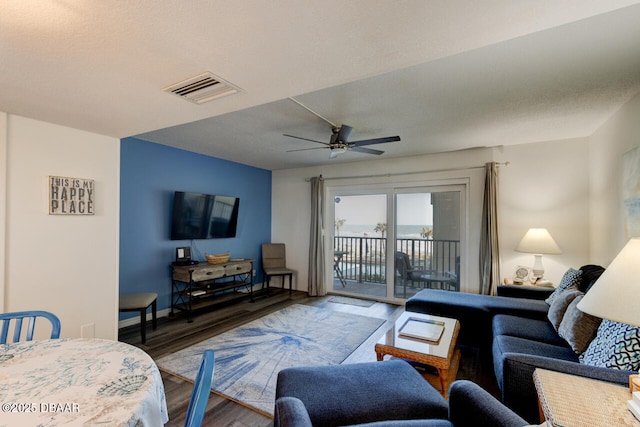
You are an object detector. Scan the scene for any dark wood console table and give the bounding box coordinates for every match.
[170,259,254,322]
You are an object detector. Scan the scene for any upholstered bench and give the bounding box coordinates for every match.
[119,292,157,344]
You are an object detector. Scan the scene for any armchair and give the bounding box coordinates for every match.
[274,360,528,427]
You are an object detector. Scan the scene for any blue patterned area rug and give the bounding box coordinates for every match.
[157,304,385,416]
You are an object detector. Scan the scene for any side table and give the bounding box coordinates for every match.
[533,368,639,426]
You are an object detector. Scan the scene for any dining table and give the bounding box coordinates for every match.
[0,338,168,426]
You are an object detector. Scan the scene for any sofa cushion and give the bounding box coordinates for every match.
[276,360,448,427]
[557,294,601,354]
[547,289,582,331]
[493,335,579,389]
[580,319,640,371]
[492,314,569,347]
[545,268,581,306]
[493,335,580,363]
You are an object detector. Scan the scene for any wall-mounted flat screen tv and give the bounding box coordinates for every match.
[170,191,240,240]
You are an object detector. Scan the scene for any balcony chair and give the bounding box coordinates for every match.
[119,292,157,344]
[184,350,215,427]
[262,243,294,294]
[395,251,433,297]
[443,256,460,292]
[0,310,61,344]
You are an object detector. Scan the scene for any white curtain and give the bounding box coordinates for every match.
[308,176,326,296]
[479,162,500,295]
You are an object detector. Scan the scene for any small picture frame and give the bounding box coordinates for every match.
[513,265,532,285]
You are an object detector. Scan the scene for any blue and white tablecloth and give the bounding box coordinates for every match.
[0,338,168,426]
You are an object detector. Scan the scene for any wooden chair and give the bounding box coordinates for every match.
[119,292,157,344]
[262,243,294,294]
[0,310,61,344]
[184,350,215,427]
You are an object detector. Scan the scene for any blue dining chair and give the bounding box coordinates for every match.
[184,350,215,427]
[0,310,61,344]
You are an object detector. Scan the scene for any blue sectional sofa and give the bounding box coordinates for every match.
[405,265,637,423]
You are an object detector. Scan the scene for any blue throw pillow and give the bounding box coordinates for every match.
[579,319,640,371]
[545,268,582,306]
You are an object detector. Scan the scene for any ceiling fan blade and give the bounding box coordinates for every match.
[286,147,329,153]
[283,134,330,146]
[336,124,353,143]
[350,146,385,155]
[350,136,400,147]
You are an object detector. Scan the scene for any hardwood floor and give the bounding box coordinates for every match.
[118,290,405,427]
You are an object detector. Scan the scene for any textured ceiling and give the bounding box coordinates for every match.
[2,1,640,170]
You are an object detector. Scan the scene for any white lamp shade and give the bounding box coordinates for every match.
[515,228,562,255]
[577,238,640,326]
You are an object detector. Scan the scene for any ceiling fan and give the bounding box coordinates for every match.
[284,97,400,159]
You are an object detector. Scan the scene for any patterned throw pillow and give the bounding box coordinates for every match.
[558,294,602,354]
[547,289,582,331]
[545,268,582,306]
[580,319,640,371]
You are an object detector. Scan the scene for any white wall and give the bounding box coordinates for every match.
[589,92,640,265]
[496,138,591,284]
[2,114,120,339]
[0,112,7,311]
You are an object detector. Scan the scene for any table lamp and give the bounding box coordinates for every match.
[515,228,562,279]
[577,237,640,328]
[577,238,640,421]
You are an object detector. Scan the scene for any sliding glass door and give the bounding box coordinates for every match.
[328,182,465,302]
[394,188,462,299]
[332,193,389,299]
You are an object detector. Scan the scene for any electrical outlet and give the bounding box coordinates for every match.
[81,323,95,338]
[252,269,256,276]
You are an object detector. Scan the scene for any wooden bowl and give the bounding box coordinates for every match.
[205,253,230,265]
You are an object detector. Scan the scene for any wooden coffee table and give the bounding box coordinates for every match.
[375,311,460,398]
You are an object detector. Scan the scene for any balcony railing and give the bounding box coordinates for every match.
[333,236,460,284]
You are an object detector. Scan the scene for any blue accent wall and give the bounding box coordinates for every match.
[119,137,272,318]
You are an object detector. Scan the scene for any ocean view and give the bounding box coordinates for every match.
[336,224,432,239]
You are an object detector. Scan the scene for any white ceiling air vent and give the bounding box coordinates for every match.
[163,72,241,104]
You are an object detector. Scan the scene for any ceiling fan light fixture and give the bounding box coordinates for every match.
[285,99,400,159]
[329,146,348,159]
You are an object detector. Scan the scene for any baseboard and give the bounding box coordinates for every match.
[118,308,171,329]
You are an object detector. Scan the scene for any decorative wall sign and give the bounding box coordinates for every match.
[623,147,640,237]
[49,176,95,215]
